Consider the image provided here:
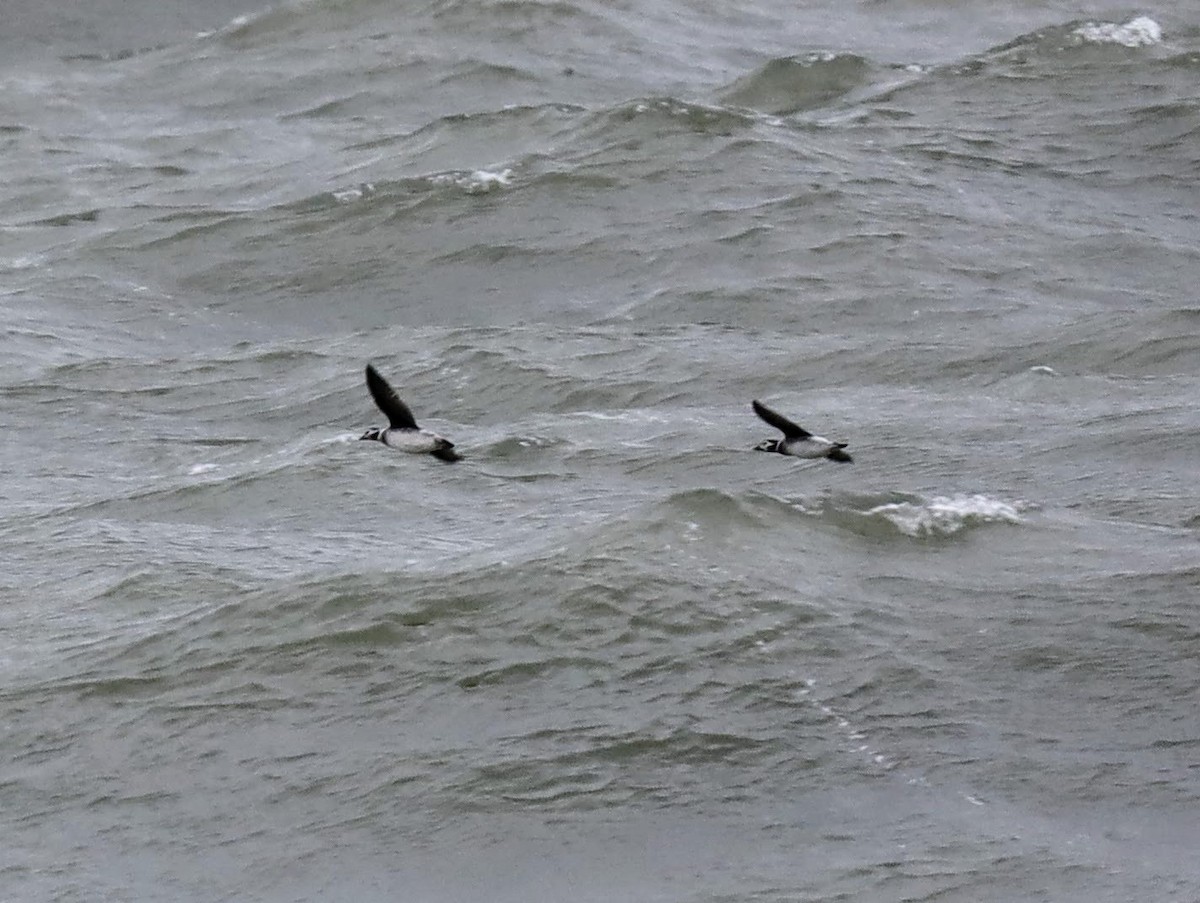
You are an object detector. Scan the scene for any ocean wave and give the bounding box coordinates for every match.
[285,166,518,214]
[612,96,759,132]
[452,725,774,808]
[970,16,1167,70]
[209,0,625,57]
[856,15,1172,113]
[428,167,515,193]
[782,491,1028,541]
[59,45,168,64]
[429,0,613,33]
[340,101,582,159]
[112,160,524,256]
[630,488,1031,545]
[207,0,396,48]
[861,494,1026,538]
[1071,17,1163,49]
[31,532,760,700]
[549,97,762,165]
[719,52,874,115]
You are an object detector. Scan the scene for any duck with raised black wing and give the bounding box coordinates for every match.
[752,399,852,463]
[360,363,461,462]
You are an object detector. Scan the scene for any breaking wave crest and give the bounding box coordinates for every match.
[863,494,1026,538]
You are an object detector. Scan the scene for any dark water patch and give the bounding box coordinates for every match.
[721,52,874,115]
[33,208,101,227]
[430,240,543,266]
[658,486,765,530]
[305,621,410,649]
[605,96,757,135]
[436,60,540,87]
[89,568,249,607]
[160,436,259,447]
[457,655,607,690]
[575,728,773,768]
[42,547,750,701]
[616,283,830,327]
[278,92,378,122]
[1164,49,1200,70]
[1130,100,1200,142]
[60,45,167,64]
[1106,334,1200,375]
[454,725,787,811]
[1110,615,1200,646]
[124,210,246,251]
[342,101,582,153]
[561,97,760,159]
[75,674,169,700]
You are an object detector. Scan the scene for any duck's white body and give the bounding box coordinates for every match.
[361,425,456,457]
[758,434,846,459]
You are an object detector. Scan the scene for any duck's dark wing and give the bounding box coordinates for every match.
[366,364,419,430]
[752,399,811,440]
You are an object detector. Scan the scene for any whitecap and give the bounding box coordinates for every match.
[188,463,218,476]
[1,254,44,272]
[332,183,374,203]
[198,12,253,39]
[469,169,513,190]
[430,168,514,194]
[1073,16,1163,48]
[866,494,1024,537]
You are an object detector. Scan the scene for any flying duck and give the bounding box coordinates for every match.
[360,363,461,462]
[752,399,851,462]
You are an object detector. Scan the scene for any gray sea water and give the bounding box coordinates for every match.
[3,1,1199,899]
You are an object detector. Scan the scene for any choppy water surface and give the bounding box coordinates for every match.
[3,2,1199,900]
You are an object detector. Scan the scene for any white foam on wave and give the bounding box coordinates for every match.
[196,12,254,39]
[633,99,683,115]
[867,494,1024,537]
[431,168,514,194]
[470,169,513,189]
[332,183,375,204]
[799,51,838,65]
[571,409,673,423]
[188,463,218,476]
[2,255,43,272]
[1073,16,1162,48]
